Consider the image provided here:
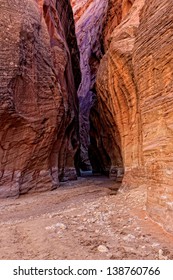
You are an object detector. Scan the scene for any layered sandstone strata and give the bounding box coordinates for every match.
[133,0,173,233]
[102,0,135,50]
[71,0,135,173]
[90,0,135,176]
[0,0,80,197]
[95,0,173,233]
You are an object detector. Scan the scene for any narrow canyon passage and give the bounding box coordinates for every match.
[0,0,173,261]
[0,177,173,260]
[71,0,125,179]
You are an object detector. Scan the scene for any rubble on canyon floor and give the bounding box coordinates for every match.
[0,176,173,260]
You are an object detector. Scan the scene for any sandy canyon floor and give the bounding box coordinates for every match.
[0,176,173,260]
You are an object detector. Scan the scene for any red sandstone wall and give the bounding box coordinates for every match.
[133,0,173,233]
[96,0,173,233]
[0,0,80,197]
[90,0,135,177]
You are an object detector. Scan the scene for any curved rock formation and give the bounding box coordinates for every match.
[0,0,80,197]
[94,0,173,233]
[71,0,136,175]
[102,0,135,50]
[90,0,135,177]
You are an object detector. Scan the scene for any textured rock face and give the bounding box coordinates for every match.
[102,0,134,51]
[43,0,81,181]
[90,0,135,177]
[71,0,108,170]
[95,0,173,233]
[71,0,135,175]
[0,0,80,197]
[133,0,173,233]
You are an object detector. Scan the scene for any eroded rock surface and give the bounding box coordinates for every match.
[102,0,135,50]
[90,0,135,176]
[133,0,173,233]
[71,0,108,170]
[94,0,173,233]
[0,0,80,197]
[70,0,135,174]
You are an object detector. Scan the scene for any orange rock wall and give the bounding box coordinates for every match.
[102,0,135,51]
[96,0,173,233]
[133,0,173,233]
[0,0,80,197]
[71,0,135,175]
[90,0,135,177]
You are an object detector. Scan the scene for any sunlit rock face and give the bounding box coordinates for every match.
[0,0,80,197]
[95,0,173,233]
[70,0,108,171]
[102,0,135,51]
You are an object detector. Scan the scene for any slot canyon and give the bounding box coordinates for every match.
[0,0,173,259]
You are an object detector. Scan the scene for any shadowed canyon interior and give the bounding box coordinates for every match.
[0,0,173,235]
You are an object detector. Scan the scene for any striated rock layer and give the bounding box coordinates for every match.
[95,0,173,233]
[0,0,80,197]
[133,0,173,233]
[71,0,135,173]
[102,0,135,51]
[90,0,135,177]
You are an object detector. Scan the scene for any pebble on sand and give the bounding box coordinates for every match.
[97,245,109,253]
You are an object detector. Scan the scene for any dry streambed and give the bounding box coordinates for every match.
[0,176,173,260]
